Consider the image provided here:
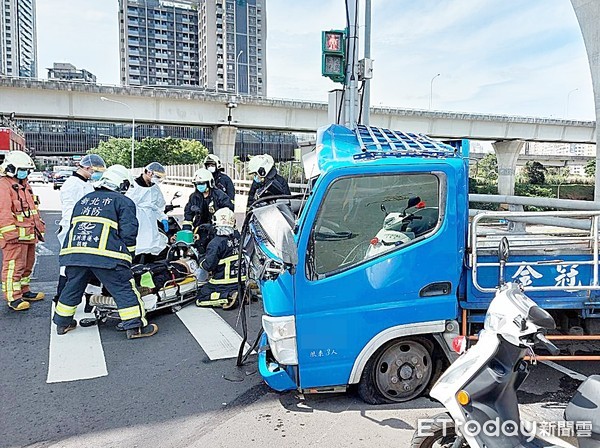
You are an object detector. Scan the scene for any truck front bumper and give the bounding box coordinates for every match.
[258,333,297,391]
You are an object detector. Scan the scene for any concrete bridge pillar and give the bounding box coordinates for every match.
[493,140,524,196]
[571,0,600,200]
[212,125,237,167]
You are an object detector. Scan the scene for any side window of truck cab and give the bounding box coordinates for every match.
[309,173,442,278]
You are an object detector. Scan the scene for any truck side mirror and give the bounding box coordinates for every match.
[407,196,421,209]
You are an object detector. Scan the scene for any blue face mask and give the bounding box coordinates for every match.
[16,169,29,180]
[196,184,208,193]
[90,172,103,181]
[253,175,262,183]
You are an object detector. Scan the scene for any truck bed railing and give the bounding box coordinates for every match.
[470,210,600,293]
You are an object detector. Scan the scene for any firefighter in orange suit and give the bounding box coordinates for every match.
[0,151,46,311]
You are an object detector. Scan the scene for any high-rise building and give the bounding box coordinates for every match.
[119,0,266,96]
[119,0,200,87]
[0,0,37,78]
[47,62,96,83]
[198,0,266,96]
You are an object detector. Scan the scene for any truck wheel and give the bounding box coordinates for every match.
[410,413,466,448]
[358,337,433,404]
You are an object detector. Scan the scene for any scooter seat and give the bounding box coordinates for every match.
[565,375,600,436]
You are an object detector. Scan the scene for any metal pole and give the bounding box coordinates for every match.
[566,88,579,117]
[236,50,243,96]
[100,97,135,168]
[429,73,440,110]
[131,115,135,169]
[362,0,372,126]
[344,0,359,129]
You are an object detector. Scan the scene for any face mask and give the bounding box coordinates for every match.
[253,175,262,183]
[196,184,208,193]
[90,172,103,181]
[207,166,216,173]
[151,176,163,185]
[16,169,29,180]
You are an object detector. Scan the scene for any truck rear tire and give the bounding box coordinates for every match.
[357,337,433,404]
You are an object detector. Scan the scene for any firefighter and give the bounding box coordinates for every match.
[125,161,168,263]
[195,207,244,308]
[247,154,290,210]
[54,154,106,302]
[0,151,46,311]
[203,154,235,201]
[182,167,233,254]
[53,164,158,339]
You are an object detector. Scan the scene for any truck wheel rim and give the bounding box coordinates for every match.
[374,340,432,402]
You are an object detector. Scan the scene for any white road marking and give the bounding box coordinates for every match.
[541,360,588,382]
[176,306,253,360]
[47,302,108,383]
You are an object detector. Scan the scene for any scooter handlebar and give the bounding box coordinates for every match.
[534,332,560,356]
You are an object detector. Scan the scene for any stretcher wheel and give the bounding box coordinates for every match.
[79,318,97,327]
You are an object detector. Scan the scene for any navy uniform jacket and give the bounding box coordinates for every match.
[213,171,235,201]
[200,230,243,285]
[183,188,234,229]
[248,167,291,208]
[60,189,139,269]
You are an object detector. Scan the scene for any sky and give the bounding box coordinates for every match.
[36,0,595,120]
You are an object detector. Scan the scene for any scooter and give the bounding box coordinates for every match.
[365,196,423,258]
[411,239,600,448]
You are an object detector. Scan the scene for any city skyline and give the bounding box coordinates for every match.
[31,0,598,120]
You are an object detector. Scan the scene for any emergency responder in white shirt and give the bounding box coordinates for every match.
[125,162,168,263]
[54,154,106,303]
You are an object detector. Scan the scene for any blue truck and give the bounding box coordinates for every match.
[247,124,600,404]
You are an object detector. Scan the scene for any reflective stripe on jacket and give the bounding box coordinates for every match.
[199,231,245,285]
[59,189,139,268]
[0,176,45,247]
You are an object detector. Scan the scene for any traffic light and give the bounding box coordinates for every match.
[322,30,346,84]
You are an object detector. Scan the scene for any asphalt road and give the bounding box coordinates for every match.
[0,184,595,448]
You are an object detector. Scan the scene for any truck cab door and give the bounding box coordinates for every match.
[293,165,465,389]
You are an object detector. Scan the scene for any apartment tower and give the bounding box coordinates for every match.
[0,0,37,77]
[119,0,266,96]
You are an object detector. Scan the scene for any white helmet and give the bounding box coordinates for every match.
[192,168,215,188]
[79,154,106,172]
[97,164,133,193]
[203,154,223,170]
[1,150,35,177]
[248,154,274,177]
[212,207,236,228]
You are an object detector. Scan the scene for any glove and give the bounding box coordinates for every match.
[161,219,169,232]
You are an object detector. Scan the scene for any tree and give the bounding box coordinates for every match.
[88,137,208,167]
[585,159,596,178]
[88,138,134,167]
[522,161,546,185]
[170,139,208,165]
[476,154,498,182]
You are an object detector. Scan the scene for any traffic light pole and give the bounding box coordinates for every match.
[362,0,372,125]
[344,0,360,129]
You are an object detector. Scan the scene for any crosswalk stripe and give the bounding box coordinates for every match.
[47,302,108,383]
[176,306,252,360]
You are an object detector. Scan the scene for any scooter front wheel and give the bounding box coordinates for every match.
[410,413,468,448]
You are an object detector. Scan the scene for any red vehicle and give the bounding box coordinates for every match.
[0,127,26,161]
